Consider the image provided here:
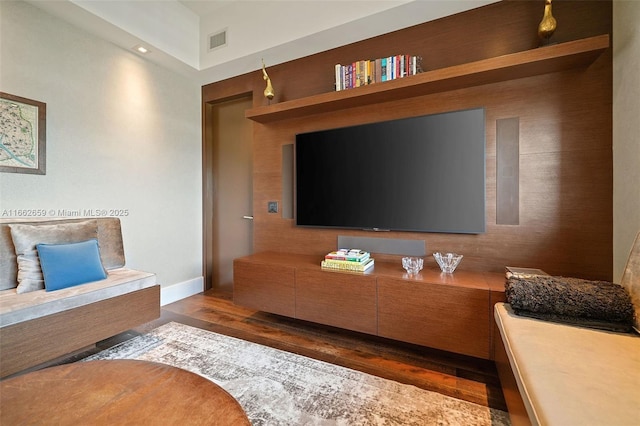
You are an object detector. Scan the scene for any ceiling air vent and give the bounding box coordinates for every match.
[208,30,227,51]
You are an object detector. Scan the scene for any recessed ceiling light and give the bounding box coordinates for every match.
[133,45,150,54]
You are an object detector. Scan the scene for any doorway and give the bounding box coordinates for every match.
[203,95,253,292]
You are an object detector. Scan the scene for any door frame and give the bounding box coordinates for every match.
[202,93,253,291]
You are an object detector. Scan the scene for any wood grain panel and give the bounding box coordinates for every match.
[0,286,160,378]
[225,1,610,105]
[201,73,254,105]
[295,269,377,335]
[204,1,613,282]
[245,54,612,278]
[233,258,295,317]
[378,277,491,359]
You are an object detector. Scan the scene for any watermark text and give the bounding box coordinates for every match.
[1,208,130,218]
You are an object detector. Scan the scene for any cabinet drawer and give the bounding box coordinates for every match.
[377,277,491,359]
[295,269,377,335]
[233,259,295,317]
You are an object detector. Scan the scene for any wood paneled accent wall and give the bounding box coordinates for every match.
[202,0,613,280]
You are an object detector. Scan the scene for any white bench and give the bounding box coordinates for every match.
[494,234,640,425]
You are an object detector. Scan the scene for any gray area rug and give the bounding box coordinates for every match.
[86,322,510,426]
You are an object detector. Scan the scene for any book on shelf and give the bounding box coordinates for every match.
[321,258,375,272]
[334,55,423,91]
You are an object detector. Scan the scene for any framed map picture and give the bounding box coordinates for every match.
[0,92,46,174]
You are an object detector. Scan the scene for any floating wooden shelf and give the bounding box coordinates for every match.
[246,34,609,123]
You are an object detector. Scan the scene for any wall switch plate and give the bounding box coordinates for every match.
[267,201,278,213]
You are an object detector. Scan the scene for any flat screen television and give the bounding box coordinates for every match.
[294,107,486,234]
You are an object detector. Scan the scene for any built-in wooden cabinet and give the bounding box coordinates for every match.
[295,269,377,335]
[233,257,296,317]
[233,252,505,360]
[377,277,492,359]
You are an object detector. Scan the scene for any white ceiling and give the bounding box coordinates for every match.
[179,0,235,16]
[25,0,499,85]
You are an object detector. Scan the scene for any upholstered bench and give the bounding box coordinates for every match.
[494,233,640,425]
[0,217,160,378]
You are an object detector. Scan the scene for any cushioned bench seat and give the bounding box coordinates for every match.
[0,268,156,327]
[0,217,160,378]
[494,302,640,426]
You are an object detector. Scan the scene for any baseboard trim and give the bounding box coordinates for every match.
[160,277,204,306]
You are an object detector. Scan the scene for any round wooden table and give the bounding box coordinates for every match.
[0,359,250,425]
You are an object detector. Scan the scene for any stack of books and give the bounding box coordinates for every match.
[334,55,423,91]
[321,249,375,272]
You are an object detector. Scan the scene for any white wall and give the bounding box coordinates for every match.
[613,0,640,282]
[0,1,203,301]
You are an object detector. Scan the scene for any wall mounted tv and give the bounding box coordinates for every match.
[295,107,486,234]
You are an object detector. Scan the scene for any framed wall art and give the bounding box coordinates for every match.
[0,92,46,175]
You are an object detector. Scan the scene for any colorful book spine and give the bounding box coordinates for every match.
[321,258,375,272]
[381,58,387,82]
[355,61,364,87]
[334,55,422,91]
[389,56,395,80]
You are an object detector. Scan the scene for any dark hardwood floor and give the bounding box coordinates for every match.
[56,288,507,411]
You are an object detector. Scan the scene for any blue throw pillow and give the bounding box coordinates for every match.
[36,239,107,292]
